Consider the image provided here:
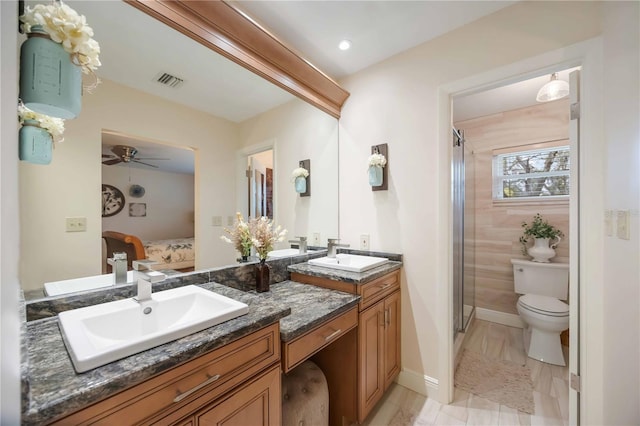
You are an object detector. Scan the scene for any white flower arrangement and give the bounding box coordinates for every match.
[291,167,309,181]
[18,104,65,143]
[368,153,387,168]
[250,216,288,261]
[20,2,101,74]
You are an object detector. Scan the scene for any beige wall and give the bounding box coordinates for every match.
[456,100,570,315]
[338,1,601,402]
[19,78,240,292]
[601,2,640,423]
[238,98,339,247]
[1,1,22,422]
[101,165,195,241]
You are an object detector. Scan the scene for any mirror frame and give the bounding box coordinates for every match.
[126,0,349,118]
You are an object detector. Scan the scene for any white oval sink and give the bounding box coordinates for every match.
[58,285,249,372]
[44,271,136,297]
[267,248,316,259]
[308,254,389,273]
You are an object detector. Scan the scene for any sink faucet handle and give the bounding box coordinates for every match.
[107,251,127,265]
[132,259,157,271]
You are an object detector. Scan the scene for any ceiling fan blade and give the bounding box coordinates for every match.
[102,159,123,165]
[102,154,115,158]
[132,160,159,168]
[134,157,171,161]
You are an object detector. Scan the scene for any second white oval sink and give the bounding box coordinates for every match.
[308,254,389,273]
[58,285,249,372]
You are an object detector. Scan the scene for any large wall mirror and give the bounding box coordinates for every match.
[19,0,339,298]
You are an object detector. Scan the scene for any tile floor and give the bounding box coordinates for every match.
[363,320,569,426]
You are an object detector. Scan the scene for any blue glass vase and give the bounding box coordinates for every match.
[19,119,53,165]
[368,165,383,186]
[295,176,307,193]
[20,26,81,119]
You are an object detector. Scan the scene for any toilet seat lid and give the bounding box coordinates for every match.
[519,294,569,316]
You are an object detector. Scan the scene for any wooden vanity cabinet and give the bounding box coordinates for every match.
[51,323,281,426]
[292,269,401,424]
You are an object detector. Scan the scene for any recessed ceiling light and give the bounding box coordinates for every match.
[338,40,352,51]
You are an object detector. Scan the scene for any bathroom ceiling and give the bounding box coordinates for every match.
[230,1,517,79]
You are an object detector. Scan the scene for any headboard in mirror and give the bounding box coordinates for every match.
[19,0,344,298]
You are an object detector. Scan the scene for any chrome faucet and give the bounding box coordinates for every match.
[132,260,166,303]
[288,236,308,254]
[327,238,349,258]
[107,252,128,285]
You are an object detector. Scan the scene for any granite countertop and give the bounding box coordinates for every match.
[21,280,361,424]
[288,260,403,284]
[261,281,360,342]
[21,282,290,425]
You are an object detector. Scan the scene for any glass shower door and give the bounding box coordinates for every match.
[452,128,475,335]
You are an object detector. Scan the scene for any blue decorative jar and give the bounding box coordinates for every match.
[295,176,307,193]
[20,25,81,119]
[368,165,383,186]
[19,119,53,165]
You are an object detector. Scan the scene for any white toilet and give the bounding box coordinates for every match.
[511,258,569,366]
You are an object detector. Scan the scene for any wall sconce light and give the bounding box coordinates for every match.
[536,72,569,102]
[368,144,388,191]
[292,159,310,197]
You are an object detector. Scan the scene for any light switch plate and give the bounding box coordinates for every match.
[212,216,222,227]
[227,216,234,226]
[605,210,614,237]
[617,210,630,240]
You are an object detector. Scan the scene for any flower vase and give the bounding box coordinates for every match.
[295,176,307,193]
[527,237,559,263]
[255,261,270,292]
[19,119,53,165]
[368,165,383,186]
[20,25,81,119]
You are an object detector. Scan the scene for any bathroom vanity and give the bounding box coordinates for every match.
[289,258,402,424]
[21,253,401,425]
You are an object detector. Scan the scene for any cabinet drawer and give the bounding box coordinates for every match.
[359,271,400,310]
[283,307,358,373]
[53,323,280,425]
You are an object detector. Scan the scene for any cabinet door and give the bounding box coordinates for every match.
[383,291,401,390]
[358,301,385,423]
[194,364,281,426]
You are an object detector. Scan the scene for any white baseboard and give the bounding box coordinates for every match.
[475,307,524,328]
[396,368,439,399]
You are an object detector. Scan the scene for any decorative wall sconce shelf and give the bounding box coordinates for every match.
[369,143,388,191]
[294,159,311,197]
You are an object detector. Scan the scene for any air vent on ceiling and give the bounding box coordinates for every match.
[154,72,185,88]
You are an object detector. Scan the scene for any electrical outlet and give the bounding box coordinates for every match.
[360,234,370,250]
[65,217,87,232]
[313,233,321,245]
[212,216,222,227]
[617,210,630,240]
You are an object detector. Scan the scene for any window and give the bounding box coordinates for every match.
[493,145,570,200]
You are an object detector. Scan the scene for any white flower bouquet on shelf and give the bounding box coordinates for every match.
[20,2,101,74]
[367,153,387,168]
[18,104,65,143]
[291,167,309,181]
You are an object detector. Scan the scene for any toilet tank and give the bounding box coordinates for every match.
[511,259,569,300]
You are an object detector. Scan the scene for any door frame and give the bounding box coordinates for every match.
[437,37,604,424]
[236,140,276,221]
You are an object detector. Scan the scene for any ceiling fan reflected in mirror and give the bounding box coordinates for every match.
[102,145,170,168]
